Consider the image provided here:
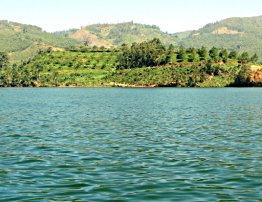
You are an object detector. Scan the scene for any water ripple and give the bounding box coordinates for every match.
[0,88,261,201]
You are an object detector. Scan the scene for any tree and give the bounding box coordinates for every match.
[238,52,250,64]
[209,47,219,62]
[250,53,258,63]
[234,65,251,86]
[176,46,187,62]
[168,44,175,52]
[10,64,19,86]
[46,47,52,53]
[35,63,44,82]
[204,60,219,75]
[228,50,238,59]
[0,52,8,70]
[219,48,228,63]
[3,65,13,86]
[84,39,90,46]
[198,46,209,61]
[166,44,174,63]
[37,49,45,55]
[117,38,168,69]
[187,47,198,62]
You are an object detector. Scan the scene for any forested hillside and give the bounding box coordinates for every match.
[2,16,262,63]
[0,20,81,62]
[56,22,178,47]
[180,16,262,60]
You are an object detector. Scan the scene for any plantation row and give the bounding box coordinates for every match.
[117,38,258,69]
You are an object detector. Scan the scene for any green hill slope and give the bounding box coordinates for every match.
[0,20,81,63]
[2,47,261,88]
[2,16,262,63]
[57,22,178,47]
[179,16,262,60]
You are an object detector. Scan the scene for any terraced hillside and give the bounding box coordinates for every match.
[16,49,119,87]
[2,47,260,88]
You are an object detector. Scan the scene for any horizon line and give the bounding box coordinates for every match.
[1,14,262,34]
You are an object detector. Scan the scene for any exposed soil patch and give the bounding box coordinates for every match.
[250,65,262,82]
[212,27,244,35]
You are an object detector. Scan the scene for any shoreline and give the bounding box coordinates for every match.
[1,84,262,88]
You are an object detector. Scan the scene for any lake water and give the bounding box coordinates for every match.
[0,88,261,201]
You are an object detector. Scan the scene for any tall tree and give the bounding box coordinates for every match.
[228,50,238,59]
[209,47,219,63]
[187,47,198,62]
[0,52,8,70]
[198,46,209,61]
[168,44,175,53]
[219,48,228,63]
[250,53,258,63]
[238,52,250,64]
[177,46,187,62]
[234,65,251,86]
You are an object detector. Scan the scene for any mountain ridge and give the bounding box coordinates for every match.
[1,15,262,62]
[55,21,179,47]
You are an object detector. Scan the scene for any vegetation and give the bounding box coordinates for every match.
[3,16,262,65]
[0,38,261,88]
[116,41,258,67]
[0,47,118,87]
[231,65,252,87]
[117,38,170,69]
[0,52,8,69]
[180,16,262,62]
[56,22,178,47]
[111,65,240,87]
[57,16,262,63]
[0,20,81,63]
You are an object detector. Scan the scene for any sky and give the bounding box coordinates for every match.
[0,0,262,33]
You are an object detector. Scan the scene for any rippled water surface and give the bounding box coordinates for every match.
[0,88,261,201]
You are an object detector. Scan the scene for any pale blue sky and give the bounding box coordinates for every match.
[0,0,261,33]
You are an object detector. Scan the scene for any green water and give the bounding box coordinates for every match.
[0,88,261,201]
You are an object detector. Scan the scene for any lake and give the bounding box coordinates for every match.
[0,88,261,201]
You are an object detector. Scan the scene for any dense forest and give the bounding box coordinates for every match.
[0,38,261,87]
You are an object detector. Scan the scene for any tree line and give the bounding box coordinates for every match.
[175,46,258,64]
[117,38,258,69]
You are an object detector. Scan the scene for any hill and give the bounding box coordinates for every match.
[1,44,261,87]
[2,16,262,63]
[56,22,178,47]
[0,20,81,63]
[179,16,262,61]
